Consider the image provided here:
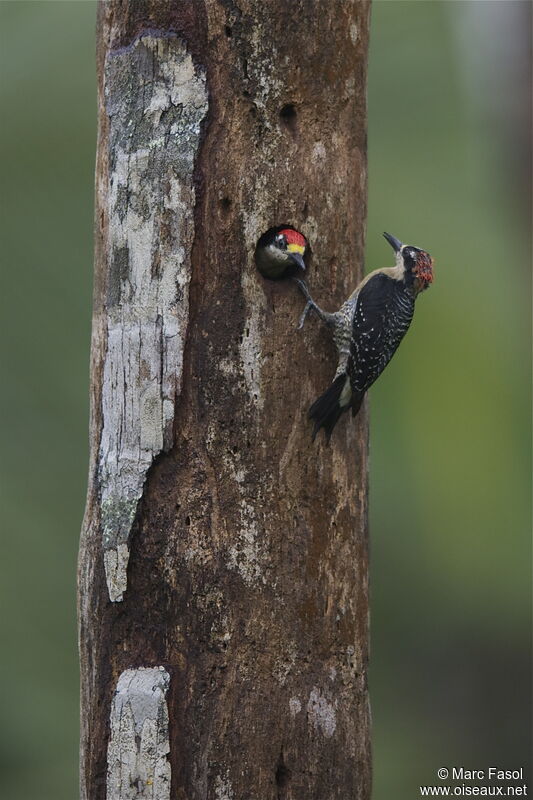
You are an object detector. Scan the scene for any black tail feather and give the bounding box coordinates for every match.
[308,374,346,442]
[309,374,364,442]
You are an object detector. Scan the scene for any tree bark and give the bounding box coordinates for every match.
[79,1,371,798]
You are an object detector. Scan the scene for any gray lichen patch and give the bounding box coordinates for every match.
[214,772,235,800]
[306,687,337,738]
[102,496,137,549]
[99,34,208,602]
[107,667,171,800]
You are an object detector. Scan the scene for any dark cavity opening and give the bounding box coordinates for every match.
[220,196,231,214]
[279,103,297,134]
[225,25,232,37]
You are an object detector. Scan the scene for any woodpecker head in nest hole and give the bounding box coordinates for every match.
[255,225,308,280]
[383,231,434,294]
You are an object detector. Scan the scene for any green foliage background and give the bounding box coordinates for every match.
[1,2,530,798]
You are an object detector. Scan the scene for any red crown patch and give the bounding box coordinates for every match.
[280,229,307,249]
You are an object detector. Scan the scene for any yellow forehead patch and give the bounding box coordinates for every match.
[287,243,305,255]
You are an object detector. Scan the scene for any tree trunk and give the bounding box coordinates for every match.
[79,1,371,798]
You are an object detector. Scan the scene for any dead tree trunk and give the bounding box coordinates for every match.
[79,1,371,798]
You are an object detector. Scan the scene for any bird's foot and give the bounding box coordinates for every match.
[298,300,314,329]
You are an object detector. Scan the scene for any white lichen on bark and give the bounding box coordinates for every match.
[227,498,265,585]
[214,773,235,800]
[99,34,208,601]
[306,687,337,738]
[107,667,171,800]
[289,696,302,717]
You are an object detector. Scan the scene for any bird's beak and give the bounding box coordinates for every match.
[287,243,306,270]
[383,232,403,253]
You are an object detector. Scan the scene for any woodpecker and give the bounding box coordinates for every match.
[297,232,434,441]
[254,225,308,279]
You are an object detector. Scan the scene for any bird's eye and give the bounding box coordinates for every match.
[276,234,287,248]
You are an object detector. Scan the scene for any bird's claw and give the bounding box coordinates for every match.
[292,277,311,300]
[298,300,313,329]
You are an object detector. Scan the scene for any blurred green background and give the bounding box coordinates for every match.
[1,2,530,799]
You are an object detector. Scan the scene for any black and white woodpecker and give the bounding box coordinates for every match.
[297,232,434,440]
[255,228,434,441]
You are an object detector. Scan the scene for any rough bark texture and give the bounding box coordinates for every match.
[79,1,371,798]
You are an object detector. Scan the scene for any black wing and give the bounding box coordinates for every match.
[348,273,415,394]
